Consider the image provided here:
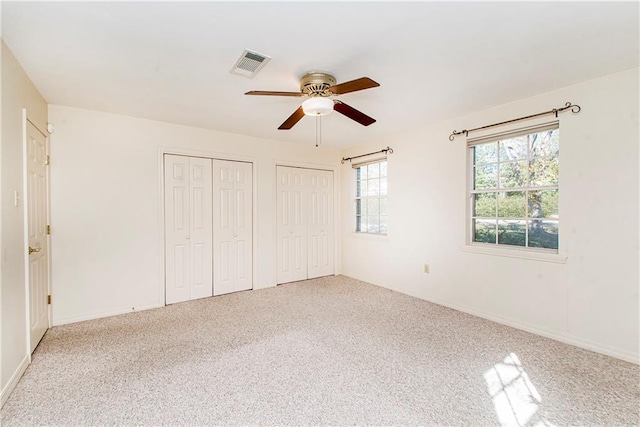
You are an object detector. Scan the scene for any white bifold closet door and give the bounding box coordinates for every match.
[276,167,308,284]
[307,169,334,279]
[276,166,333,284]
[164,155,213,304]
[213,160,253,295]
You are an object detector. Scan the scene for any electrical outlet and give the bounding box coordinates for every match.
[424,264,430,274]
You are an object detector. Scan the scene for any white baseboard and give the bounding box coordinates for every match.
[343,272,640,365]
[423,293,639,365]
[53,303,163,326]
[1,355,30,408]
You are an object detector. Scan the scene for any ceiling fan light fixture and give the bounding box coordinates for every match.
[302,97,333,116]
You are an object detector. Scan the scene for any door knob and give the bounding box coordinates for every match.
[29,246,41,255]
[186,235,190,240]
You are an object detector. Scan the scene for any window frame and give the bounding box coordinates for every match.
[465,122,565,260]
[354,158,388,236]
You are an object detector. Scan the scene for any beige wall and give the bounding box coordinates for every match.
[340,68,640,363]
[1,41,48,404]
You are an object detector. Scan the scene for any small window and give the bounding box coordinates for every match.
[469,124,559,251]
[355,160,387,234]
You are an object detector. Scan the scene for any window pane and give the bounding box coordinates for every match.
[359,179,367,197]
[474,142,498,165]
[379,215,388,234]
[528,189,558,219]
[530,129,559,158]
[367,198,379,215]
[473,193,496,217]
[356,160,386,235]
[367,216,379,233]
[473,219,496,244]
[368,178,379,196]
[379,197,387,215]
[474,164,498,190]
[529,156,559,186]
[499,136,528,161]
[498,191,526,218]
[498,220,526,246]
[368,163,380,178]
[359,166,368,180]
[499,161,528,188]
[528,220,558,249]
[379,177,387,195]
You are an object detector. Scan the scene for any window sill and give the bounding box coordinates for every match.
[461,243,567,263]
[351,232,389,241]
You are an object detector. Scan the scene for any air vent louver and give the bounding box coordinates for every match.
[230,49,271,78]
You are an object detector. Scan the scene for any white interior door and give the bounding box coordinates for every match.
[188,157,213,300]
[307,169,334,279]
[26,121,49,352]
[213,160,253,296]
[276,166,308,284]
[164,155,212,304]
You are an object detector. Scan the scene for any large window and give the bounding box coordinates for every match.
[469,124,559,251]
[356,160,387,234]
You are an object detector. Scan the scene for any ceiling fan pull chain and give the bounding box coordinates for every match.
[315,114,321,147]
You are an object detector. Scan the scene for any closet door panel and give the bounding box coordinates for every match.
[189,157,213,299]
[234,162,253,292]
[276,167,293,284]
[214,160,253,295]
[213,160,235,296]
[276,166,308,284]
[307,169,334,279]
[164,155,191,304]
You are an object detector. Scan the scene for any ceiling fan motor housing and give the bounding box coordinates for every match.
[300,72,337,96]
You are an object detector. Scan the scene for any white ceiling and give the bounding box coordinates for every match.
[2,1,638,149]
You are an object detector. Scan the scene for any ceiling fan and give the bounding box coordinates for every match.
[245,72,380,130]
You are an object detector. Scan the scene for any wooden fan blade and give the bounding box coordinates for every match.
[278,106,305,130]
[333,101,376,126]
[245,91,304,97]
[328,77,380,95]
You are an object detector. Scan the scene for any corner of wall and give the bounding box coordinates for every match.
[0,355,29,408]
[1,38,48,404]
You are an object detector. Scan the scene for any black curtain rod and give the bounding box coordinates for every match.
[341,146,393,164]
[449,102,581,141]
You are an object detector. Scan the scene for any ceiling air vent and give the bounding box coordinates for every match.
[230,49,271,78]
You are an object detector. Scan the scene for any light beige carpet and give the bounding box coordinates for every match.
[2,275,638,426]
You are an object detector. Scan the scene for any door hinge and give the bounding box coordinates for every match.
[47,295,51,305]
[45,155,50,166]
[46,225,51,235]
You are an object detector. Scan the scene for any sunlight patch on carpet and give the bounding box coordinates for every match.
[484,352,553,427]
